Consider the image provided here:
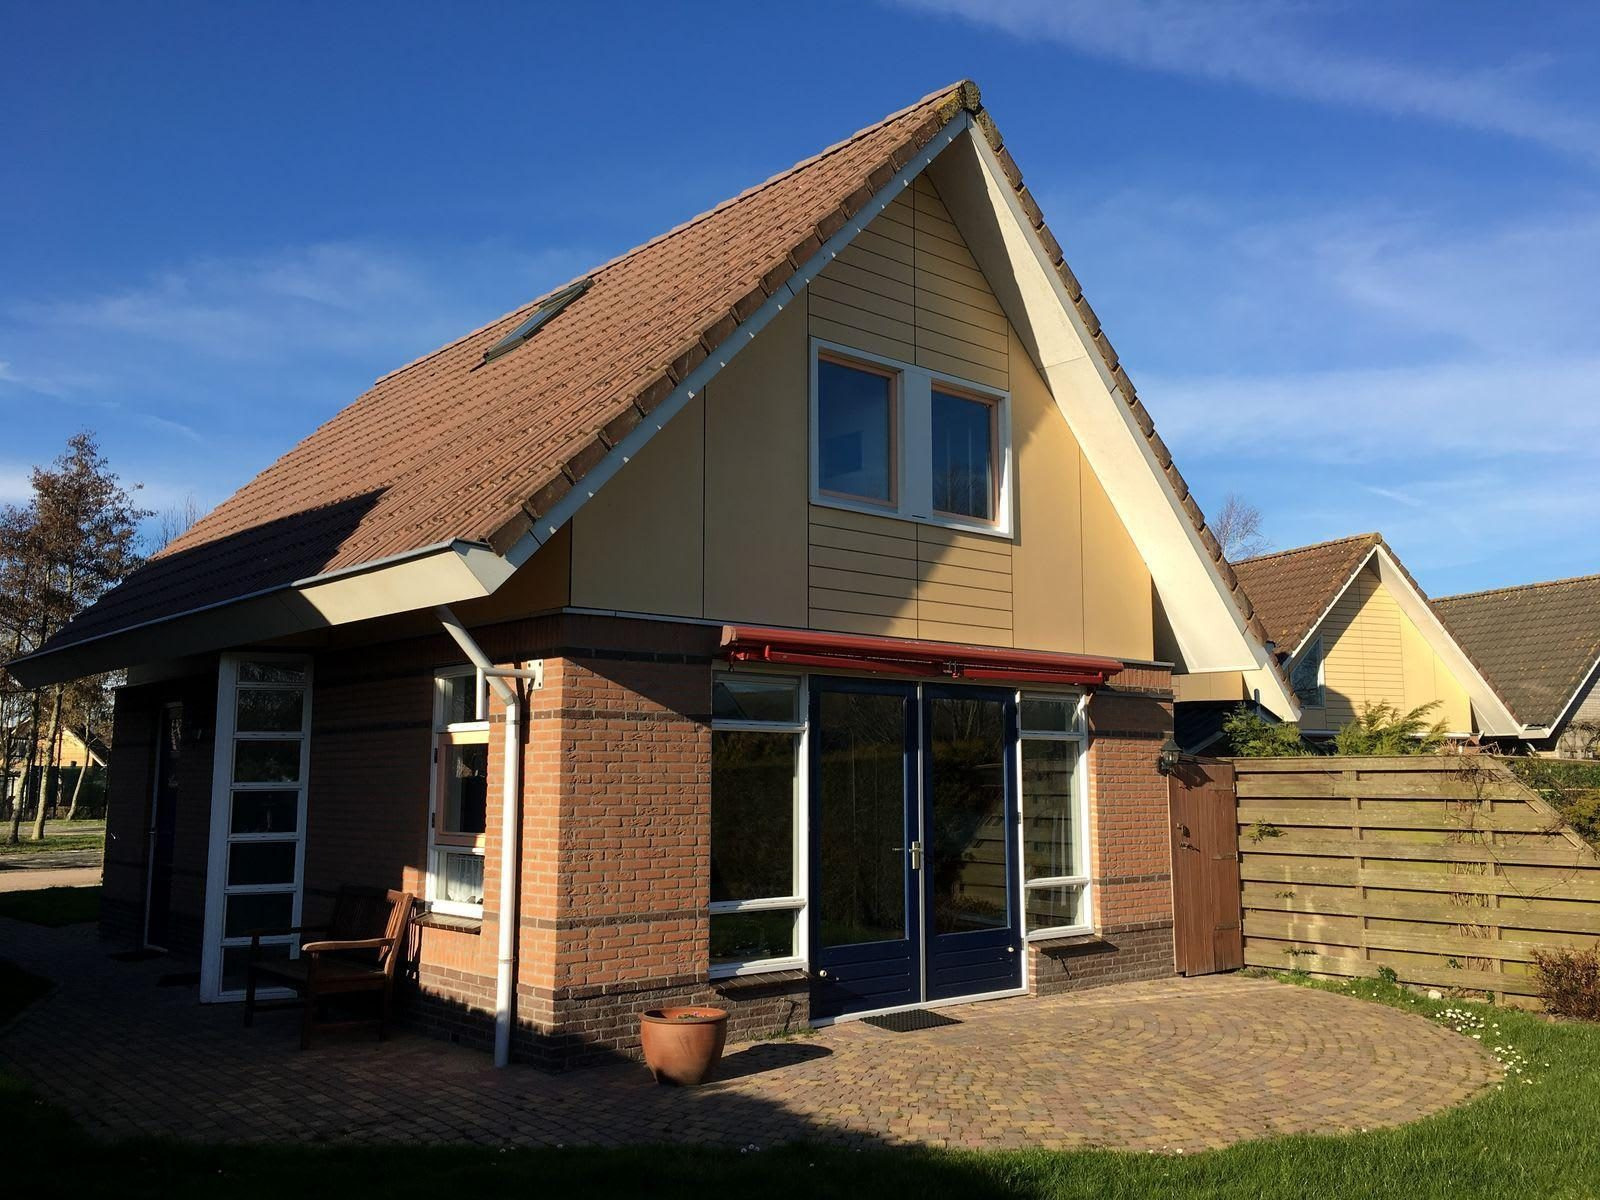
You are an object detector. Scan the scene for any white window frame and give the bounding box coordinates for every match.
[1292,636,1326,708]
[428,665,489,918]
[1017,690,1094,941]
[200,653,314,1003]
[708,672,809,979]
[809,338,1013,538]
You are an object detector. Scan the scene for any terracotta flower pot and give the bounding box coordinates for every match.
[639,1006,728,1086]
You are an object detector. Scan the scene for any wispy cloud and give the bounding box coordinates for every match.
[898,0,1600,162]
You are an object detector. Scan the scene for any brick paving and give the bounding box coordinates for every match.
[0,917,1498,1152]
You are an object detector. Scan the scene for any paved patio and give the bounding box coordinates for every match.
[0,917,1498,1153]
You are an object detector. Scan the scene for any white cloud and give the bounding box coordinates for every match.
[897,0,1600,162]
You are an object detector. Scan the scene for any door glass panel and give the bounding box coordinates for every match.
[1021,740,1079,880]
[227,841,298,886]
[224,891,295,938]
[222,941,290,992]
[236,688,305,733]
[230,790,299,834]
[816,691,907,948]
[234,740,301,784]
[928,697,1009,935]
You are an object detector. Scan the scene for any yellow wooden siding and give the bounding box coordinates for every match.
[1298,563,1473,732]
[569,161,1155,662]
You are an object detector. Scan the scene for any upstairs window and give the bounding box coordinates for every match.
[1292,637,1325,708]
[812,341,1011,536]
[817,356,896,504]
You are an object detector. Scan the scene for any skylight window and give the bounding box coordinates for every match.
[482,277,592,363]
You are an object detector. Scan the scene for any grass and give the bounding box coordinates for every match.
[0,833,105,856]
[0,885,101,926]
[2,969,1599,1198]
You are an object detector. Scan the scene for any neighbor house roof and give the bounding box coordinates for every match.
[1434,574,1600,731]
[1230,533,1524,736]
[1231,534,1383,655]
[12,80,1281,691]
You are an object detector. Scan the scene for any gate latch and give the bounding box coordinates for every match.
[894,840,925,870]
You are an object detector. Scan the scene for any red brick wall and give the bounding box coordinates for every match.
[1032,675,1176,997]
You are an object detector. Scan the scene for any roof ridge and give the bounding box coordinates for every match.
[1436,571,1600,603]
[1231,532,1381,568]
[371,81,974,390]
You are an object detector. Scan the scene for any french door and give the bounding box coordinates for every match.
[809,677,1021,1019]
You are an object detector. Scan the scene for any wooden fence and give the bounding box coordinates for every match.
[1237,756,1600,1005]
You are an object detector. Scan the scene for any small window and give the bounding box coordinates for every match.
[708,673,806,976]
[1292,637,1325,708]
[1019,692,1090,938]
[482,277,592,363]
[931,386,997,521]
[816,356,896,504]
[429,668,490,917]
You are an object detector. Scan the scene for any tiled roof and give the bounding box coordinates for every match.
[32,80,1273,664]
[1230,534,1382,655]
[1434,574,1600,728]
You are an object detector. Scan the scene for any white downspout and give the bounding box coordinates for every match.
[437,605,541,1068]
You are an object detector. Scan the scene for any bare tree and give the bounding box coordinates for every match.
[151,492,202,553]
[1213,493,1269,561]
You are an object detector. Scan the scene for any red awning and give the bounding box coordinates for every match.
[720,626,1123,688]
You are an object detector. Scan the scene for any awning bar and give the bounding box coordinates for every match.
[720,625,1123,688]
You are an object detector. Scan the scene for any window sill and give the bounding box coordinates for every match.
[413,911,483,934]
[711,967,810,996]
[1029,931,1108,957]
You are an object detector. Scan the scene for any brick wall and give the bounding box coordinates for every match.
[1030,675,1177,997]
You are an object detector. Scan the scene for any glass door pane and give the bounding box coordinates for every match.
[927,696,1009,934]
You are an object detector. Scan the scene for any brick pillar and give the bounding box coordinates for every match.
[1031,675,1177,995]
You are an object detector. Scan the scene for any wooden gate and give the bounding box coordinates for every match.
[1169,759,1243,976]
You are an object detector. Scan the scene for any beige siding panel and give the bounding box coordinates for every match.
[1080,458,1153,660]
[811,566,917,600]
[916,344,1009,390]
[919,621,1013,648]
[809,587,919,620]
[813,258,916,306]
[809,544,918,580]
[917,558,1013,592]
[914,265,1006,316]
[916,542,1013,575]
[810,275,917,325]
[1010,326,1086,653]
[916,305,1009,355]
[571,392,705,617]
[810,522,918,561]
[835,241,916,286]
[704,299,808,626]
[919,599,1012,630]
[810,609,921,639]
[915,286,1009,335]
[918,579,1012,610]
[808,317,915,364]
[853,226,915,265]
[808,504,915,539]
[915,523,1013,556]
[809,294,916,348]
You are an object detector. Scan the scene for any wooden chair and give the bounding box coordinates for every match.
[243,886,414,1049]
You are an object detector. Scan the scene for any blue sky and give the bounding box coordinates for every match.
[3,0,1598,596]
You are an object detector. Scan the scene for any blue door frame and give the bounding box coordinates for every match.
[809,676,1022,1020]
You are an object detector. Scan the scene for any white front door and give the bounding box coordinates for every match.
[200,654,313,1002]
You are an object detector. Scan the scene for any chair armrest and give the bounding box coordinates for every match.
[302,937,391,954]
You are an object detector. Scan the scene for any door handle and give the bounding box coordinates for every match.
[892,840,924,870]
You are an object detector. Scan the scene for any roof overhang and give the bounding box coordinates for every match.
[722,625,1123,687]
[7,539,515,688]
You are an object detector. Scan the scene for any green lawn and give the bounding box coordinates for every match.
[0,833,105,856]
[0,885,101,926]
[2,969,1598,1198]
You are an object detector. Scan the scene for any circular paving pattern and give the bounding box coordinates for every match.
[2,919,1499,1152]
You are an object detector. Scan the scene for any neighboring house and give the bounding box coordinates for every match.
[2,722,107,803]
[1177,533,1521,751]
[7,82,1288,1066]
[1435,573,1600,758]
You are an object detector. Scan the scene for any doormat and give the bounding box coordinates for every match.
[109,949,164,963]
[861,1009,963,1033]
[156,971,200,988]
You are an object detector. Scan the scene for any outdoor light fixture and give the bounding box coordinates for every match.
[1157,736,1182,776]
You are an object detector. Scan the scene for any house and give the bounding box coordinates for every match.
[7,82,1289,1067]
[1177,533,1521,751]
[2,721,107,805]
[1435,573,1600,758]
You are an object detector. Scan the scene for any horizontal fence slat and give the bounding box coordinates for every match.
[1237,775,1528,800]
[1237,800,1560,832]
[1242,884,1600,936]
[1242,946,1542,996]
[1243,912,1555,962]
[1241,837,1594,868]
[1232,757,1499,773]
